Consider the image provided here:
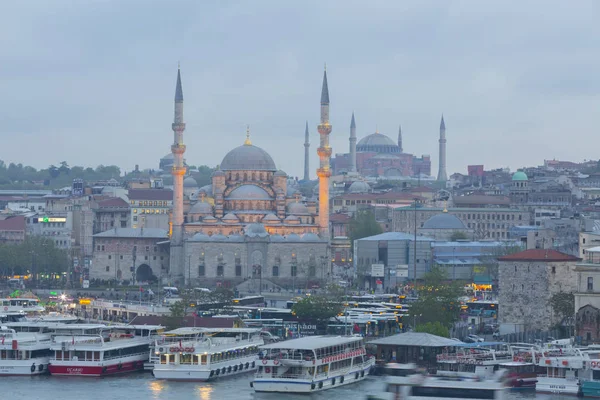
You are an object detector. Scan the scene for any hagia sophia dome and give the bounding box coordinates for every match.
[356,132,401,154]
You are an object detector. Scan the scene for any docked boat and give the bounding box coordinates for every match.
[498,344,539,389]
[576,348,600,397]
[1,297,45,314]
[0,324,52,375]
[48,324,163,376]
[252,335,375,393]
[367,369,509,400]
[152,327,263,381]
[536,344,584,395]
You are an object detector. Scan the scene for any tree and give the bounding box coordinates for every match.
[415,321,450,338]
[59,161,70,175]
[292,295,343,323]
[450,231,468,241]
[348,209,383,251]
[195,287,235,305]
[550,292,575,321]
[409,266,463,327]
[169,290,194,318]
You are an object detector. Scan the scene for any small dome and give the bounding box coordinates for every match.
[284,215,300,225]
[285,233,301,242]
[349,181,370,194]
[161,153,174,161]
[210,233,227,241]
[287,202,309,214]
[512,171,529,181]
[270,234,285,242]
[227,185,273,200]
[262,213,281,224]
[422,213,466,230]
[286,186,299,197]
[198,184,213,196]
[183,176,198,188]
[222,213,239,223]
[227,234,244,242]
[245,223,269,238]
[202,215,218,223]
[189,201,212,215]
[302,233,321,242]
[221,144,277,171]
[274,170,287,177]
[191,232,210,241]
[212,169,225,177]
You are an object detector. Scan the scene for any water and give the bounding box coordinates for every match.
[7,373,577,400]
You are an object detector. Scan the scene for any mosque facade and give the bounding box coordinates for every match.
[165,69,331,288]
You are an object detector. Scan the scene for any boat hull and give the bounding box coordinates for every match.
[153,358,257,381]
[582,380,600,398]
[0,358,50,376]
[253,364,372,393]
[49,359,145,377]
[535,376,580,395]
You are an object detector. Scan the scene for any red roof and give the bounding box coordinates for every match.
[0,216,26,231]
[498,249,581,262]
[329,213,351,223]
[128,189,173,201]
[97,197,129,208]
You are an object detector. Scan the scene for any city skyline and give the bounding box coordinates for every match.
[2,1,599,178]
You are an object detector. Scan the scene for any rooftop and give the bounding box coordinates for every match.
[358,232,434,242]
[260,335,362,350]
[498,249,581,262]
[369,332,461,347]
[93,228,169,239]
[128,189,173,201]
[0,215,26,231]
[96,197,129,209]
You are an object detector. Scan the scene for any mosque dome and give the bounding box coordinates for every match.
[356,132,400,154]
[210,233,227,241]
[226,185,273,200]
[348,181,370,194]
[287,186,300,197]
[191,232,210,241]
[302,233,321,242]
[222,213,240,223]
[422,213,466,230]
[262,213,281,224]
[285,233,301,241]
[198,184,213,196]
[270,234,285,242]
[221,144,277,171]
[274,170,287,177]
[512,171,529,181]
[245,223,269,238]
[183,176,198,188]
[287,202,309,214]
[189,201,212,214]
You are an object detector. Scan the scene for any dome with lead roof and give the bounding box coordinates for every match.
[226,185,273,200]
[221,144,277,171]
[356,132,400,154]
[287,202,310,214]
[422,213,466,230]
[348,181,370,194]
[183,176,198,188]
[189,201,212,215]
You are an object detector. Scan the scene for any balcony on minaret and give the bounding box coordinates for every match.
[172,122,186,131]
[317,168,331,178]
[171,144,186,154]
[317,147,332,158]
[171,166,186,176]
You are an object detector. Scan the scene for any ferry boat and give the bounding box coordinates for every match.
[252,335,375,393]
[498,344,539,389]
[1,298,44,314]
[576,348,600,397]
[536,344,584,395]
[0,324,52,375]
[152,327,263,381]
[48,324,163,376]
[367,369,509,400]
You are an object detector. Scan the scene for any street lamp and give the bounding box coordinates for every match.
[413,198,418,291]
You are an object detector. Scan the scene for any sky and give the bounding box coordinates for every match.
[1,0,600,178]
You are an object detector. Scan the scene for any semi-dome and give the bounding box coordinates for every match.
[274,170,287,177]
[285,233,301,241]
[287,202,310,214]
[262,213,281,224]
[210,233,227,241]
[302,233,321,242]
[270,234,285,242]
[183,176,198,187]
[198,184,213,196]
[356,132,400,154]
[189,201,212,214]
[348,181,370,194]
[512,171,529,181]
[191,232,210,241]
[422,213,466,230]
[222,213,239,223]
[226,185,273,200]
[220,144,277,171]
[245,223,269,238]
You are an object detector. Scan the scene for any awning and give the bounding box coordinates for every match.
[473,276,493,284]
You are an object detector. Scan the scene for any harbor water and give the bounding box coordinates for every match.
[8,373,577,400]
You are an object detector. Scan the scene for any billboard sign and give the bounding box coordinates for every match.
[371,264,385,277]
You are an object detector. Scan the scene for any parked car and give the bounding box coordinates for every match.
[259,331,281,343]
[467,334,485,343]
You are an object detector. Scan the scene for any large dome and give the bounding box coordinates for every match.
[226,185,273,200]
[357,132,401,155]
[422,213,466,230]
[221,144,277,171]
[348,181,370,193]
[512,171,528,181]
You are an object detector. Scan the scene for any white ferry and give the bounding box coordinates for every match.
[368,369,509,400]
[48,324,163,376]
[536,344,584,395]
[252,335,375,393]
[1,298,45,314]
[152,327,263,381]
[0,324,53,376]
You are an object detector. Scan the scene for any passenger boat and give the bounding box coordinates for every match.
[152,327,263,381]
[498,344,539,389]
[536,344,584,395]
[48,324,163,376]
[0,298,45,315]
[252,335,375,393]
[367,369,509,400]
[576,348,600,397]
[0,324,52,375]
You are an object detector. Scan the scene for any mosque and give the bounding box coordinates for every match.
[165,68,332,288]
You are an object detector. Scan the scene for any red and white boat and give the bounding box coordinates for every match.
[48,324,163,376]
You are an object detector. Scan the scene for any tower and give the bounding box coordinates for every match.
[437,115,447,182]
[398,124,403,153]
[303,121,310,181]
[349,112,357,173]
[169,67,187,283]
[317,67,332,239]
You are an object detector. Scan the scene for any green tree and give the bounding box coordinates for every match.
[169,290,194,318]
[48,165,60,178]
[410,266,463,327]
[450,231,468,241]
[195,287,235,305]
[415,321,450,337]
[292,295,343,325]
[550,292,575,321]
[348,209,383,251]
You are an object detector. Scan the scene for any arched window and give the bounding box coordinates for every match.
[236,173,240,180]
[252,172,256,180]
[217,265,224,277]
[244,173,248,180]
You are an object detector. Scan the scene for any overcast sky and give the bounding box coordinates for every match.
[2,1,599,178]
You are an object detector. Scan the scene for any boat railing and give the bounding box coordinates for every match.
[255,371,313,380]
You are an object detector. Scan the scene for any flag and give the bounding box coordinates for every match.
[72,336,75,344]
[139,286,144,292]
[179,340,182,347]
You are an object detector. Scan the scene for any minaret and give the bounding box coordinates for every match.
[303,121,310,181]
[349,112,357,173]
[317,67,332,239]
[437,114,447,181]
[169,66,187,284]
[397,124,403,153]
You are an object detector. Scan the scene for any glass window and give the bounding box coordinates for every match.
[588,277,594,291]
